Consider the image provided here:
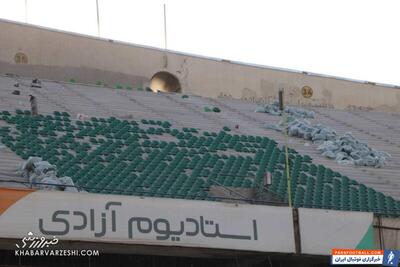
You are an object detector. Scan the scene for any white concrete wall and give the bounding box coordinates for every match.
[1,19,399,112]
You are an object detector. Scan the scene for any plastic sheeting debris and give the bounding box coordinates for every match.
[255,100,315,118]
[18,157,79,192]
[265,117,390,168]
[286,119,337,143]
[266,117,336,142]
[317,133,391,168]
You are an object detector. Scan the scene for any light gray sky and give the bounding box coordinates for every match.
[1,0,399,86]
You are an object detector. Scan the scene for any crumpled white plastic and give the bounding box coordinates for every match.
[317,133,391,168]
[265,118,390,168]
[18,156,81,191]
[255,100,315,118]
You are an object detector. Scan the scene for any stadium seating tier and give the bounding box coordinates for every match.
[1,110,399,216]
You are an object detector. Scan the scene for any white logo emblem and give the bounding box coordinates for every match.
[16,232,58,249]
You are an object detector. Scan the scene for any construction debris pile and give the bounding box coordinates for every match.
[265,116,391,168]
[286,119,336,143]
[18,157,80,192]
[317,133,391,168]
[255,100,315,119]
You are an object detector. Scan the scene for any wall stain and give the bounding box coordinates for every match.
[0,61,148,89]
[217,92,233,99]
[176,58,189,91]
[240,87,258,102]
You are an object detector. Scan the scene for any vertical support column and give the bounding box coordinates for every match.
[292,208,302,254]
[96,0,101,37]
[162,4,168,69]
[163,3,168,50]
[280,89,292,207]
[25,0,28,23]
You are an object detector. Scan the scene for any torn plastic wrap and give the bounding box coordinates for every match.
[264,118,390,168]
[317,133,391,168]
[18,156,42,180]
[18,156,82,192]
[59,176,78,192]
[255,100,315,118]
[265,117,334,142]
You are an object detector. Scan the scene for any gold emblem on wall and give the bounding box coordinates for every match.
[301,86,313,98]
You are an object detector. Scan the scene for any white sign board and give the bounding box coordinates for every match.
[0,189,296,253]
[298,208,374,255]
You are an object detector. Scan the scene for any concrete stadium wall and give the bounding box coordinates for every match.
[0,19,399,112]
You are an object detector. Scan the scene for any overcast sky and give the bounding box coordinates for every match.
[0,0,399,86]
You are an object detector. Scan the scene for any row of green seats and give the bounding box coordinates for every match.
[0,110,399,216]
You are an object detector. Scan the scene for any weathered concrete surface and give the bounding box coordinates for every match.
[0,19,399,112]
